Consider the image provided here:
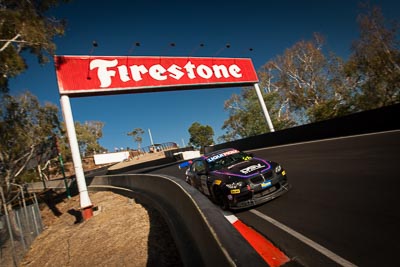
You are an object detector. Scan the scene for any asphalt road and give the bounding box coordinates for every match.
[127,130,400,267]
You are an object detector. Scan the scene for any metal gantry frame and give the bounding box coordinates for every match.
[57,56,275,221]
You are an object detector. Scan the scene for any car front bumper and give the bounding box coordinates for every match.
[229,180,291,210]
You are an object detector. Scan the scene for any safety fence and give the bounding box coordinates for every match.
[0,189,44,267]
[139,141,179,154]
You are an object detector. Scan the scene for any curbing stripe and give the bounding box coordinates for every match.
[224,213,290,267]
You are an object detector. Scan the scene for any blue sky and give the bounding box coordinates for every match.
[9,0,399,152]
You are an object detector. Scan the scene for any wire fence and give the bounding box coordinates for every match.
[1,189,43,267]
[137,142,179,154]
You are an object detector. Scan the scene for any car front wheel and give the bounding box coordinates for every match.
[213,187,230,210]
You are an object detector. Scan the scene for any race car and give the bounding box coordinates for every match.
[183,148,290,210]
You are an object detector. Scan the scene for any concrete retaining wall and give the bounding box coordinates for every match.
[28,174,268,267]
[207,103,400,153]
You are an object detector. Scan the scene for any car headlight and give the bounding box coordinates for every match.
[225,181,245,189]
[275,165,282,173]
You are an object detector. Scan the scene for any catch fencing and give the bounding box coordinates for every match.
[0,188,44,267]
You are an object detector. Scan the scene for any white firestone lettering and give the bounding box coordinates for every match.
[90,59,118,87]
[149,64,167,81]
[229,64,242,78]
[89,59,245,87]
[129,65,148,81]
[168,64,184,80]
[197,64,213,79]
[183,61,196,79]
[212,65,229,78]
[117,65,130,82]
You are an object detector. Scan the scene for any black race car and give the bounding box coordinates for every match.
[183,148,290,210]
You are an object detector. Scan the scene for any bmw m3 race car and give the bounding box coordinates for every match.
[183,148,290,210]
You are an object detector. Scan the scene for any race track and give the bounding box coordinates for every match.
[130,130,400,267]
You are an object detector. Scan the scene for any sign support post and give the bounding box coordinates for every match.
[60,95,93,220]
[254,83,275,132]
[54,57,276,215]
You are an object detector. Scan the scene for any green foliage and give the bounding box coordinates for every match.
[221,34,351,142]
[74,121,107,157]
[0,92,61,187]
[0,0,69,91]
[188,122,214,150]
[261,33,355,124]
[220,3,399,141]
[127,128,145,150]
[345,4,400,110]
[0,90,106,190]
[220,87,295,142]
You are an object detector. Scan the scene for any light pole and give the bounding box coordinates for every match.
[148,128,154,150]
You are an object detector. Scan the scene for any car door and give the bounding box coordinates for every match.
[191,160,208,193]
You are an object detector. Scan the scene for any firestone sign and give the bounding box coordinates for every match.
[54,55,271,219]
[54,56,259,96]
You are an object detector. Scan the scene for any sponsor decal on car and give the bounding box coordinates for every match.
[214,180,222,185]
[261,181,272,189]
[240,163,265,174]
[230,189,241,194]
[206,149,240,163]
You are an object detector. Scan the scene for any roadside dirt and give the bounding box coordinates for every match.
[19,190,183,267]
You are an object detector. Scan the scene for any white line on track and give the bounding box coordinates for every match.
[250,209,358,267]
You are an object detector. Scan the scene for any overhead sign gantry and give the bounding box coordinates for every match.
[54,55,275,219]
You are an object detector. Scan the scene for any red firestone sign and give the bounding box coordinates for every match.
[54,56,258,96]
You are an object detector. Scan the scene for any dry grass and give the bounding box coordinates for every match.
[20,191,183,267]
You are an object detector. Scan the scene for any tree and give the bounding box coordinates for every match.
[220,86,295,142]
[221,34,356,141]
[0,92,60,190]
[127,128,145,151]
[188,122,214,150]
[73,121,106,157]
[0,0,68,91]
[345,3,400,110]
[260,33,354,124]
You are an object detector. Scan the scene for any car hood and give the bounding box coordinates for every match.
[212,157,272,178]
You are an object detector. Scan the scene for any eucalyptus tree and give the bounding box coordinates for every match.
[73,121,107,157]
[127,128,145,152]
[261,33,354,124]
[0,0,68,91]
[0,92,60,190]
[188,122,214,150]
[220,87,295,142]
[345,4,400,110]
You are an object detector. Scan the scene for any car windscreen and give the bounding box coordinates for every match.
[208,152,250,171]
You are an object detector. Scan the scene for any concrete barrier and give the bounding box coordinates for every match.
[207,103,400,153]
[28,174,268,266]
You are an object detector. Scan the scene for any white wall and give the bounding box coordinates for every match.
[94,151,130,165]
